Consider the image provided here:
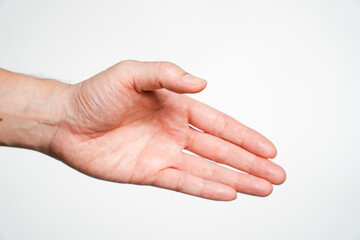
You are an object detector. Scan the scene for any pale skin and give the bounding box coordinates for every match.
[0,60,286,201]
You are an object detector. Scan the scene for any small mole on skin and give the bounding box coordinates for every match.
[0,118,2,122]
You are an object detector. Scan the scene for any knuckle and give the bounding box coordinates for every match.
[201,162,216,179]
[235,174,245,192]
[158,61,175,71]
[119,59,138,67]
[246,154,257,174]
[185,130,195,148]
[198,179,206,197]
[239,127,249,146]
[213,114,228,136]
[174,172,187,192]
[214,141,230,162]
[113,60,138,71]
[174,154,185,168]
[109,60,139,80]
[157,61,180,77]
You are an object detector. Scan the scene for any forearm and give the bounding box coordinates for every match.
[0,68,71,154]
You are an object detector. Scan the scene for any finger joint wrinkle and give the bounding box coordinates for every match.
[215,141,230,162]
[239,127,249,146]
[213,114,228,136]
[247,154,256,175]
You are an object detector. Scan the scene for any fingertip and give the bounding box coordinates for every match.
[260,181,273,197]
[268,143,277,159]
[208,183,237,201]
[265,160,287,185]
[227,187,238,201]
[273,167,287,185]
[199,78,208,91]
[239,177,274,197]
[259,138,277,159]
[182,74,207,93]
[245,129,277,159]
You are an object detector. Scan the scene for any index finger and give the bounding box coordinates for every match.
[186,97,277,159]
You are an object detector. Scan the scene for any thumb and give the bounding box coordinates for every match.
[113,60,207,93]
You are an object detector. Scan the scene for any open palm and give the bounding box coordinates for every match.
[49,61,286,201]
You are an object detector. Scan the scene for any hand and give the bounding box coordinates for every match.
[49,60,286,201]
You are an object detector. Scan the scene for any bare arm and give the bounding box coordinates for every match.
[0,68,70,154]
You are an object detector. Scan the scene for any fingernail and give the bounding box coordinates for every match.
[183,74,206,85]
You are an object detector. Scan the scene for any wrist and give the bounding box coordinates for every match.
[0,69,72,154]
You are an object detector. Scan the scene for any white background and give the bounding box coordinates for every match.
[0,0,359,239]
